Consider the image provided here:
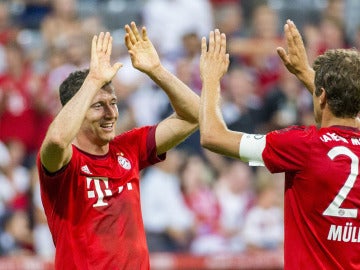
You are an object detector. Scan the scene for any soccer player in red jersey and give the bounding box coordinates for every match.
[199,21,360,269]
[37,22,201,269]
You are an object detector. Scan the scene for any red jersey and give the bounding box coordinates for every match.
[37,126,165,270]
[263,125,360,270]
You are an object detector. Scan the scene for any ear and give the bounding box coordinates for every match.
[319,87,326,107]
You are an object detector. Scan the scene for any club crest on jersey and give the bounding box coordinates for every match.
[118,156,131,170]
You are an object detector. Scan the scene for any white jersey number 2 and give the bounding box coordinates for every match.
[323,146,359,218]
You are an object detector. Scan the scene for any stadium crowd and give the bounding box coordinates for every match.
[0,0,359,262]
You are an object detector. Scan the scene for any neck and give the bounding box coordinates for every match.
[73,137,109,156]
[320,110,358,129]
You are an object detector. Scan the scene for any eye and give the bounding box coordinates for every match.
[92,103,102,109]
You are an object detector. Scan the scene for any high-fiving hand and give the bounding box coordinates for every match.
[124,22,161,74]
[276,20,311,77]
[89,32,123,85]
[200,29,229,84]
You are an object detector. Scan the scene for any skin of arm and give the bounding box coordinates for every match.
[40,32,122,172]
[199,29,243,159]
[124,22,200,155]
[276,20,315,94]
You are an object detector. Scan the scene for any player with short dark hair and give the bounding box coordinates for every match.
[199,21,360,269]
[37,22,200,269]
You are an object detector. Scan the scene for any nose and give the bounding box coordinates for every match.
[104,104,118,119]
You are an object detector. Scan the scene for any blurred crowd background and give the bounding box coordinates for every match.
[0,0,359,262]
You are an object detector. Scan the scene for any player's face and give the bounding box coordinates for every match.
[81,84,119,145]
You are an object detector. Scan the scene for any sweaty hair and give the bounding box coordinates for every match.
[59,69,90,106]
[313,49,360,118]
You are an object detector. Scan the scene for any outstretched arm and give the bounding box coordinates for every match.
[199,29,244,159]
[124,22,200,154]
[277,20,315,94]
[40,32,122,172]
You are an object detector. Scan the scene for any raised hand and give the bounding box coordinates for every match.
[89,32,122,84]
[276,20,315,93]
[200,29,229,83]
[124,22,161,74]
[277,20,312,77]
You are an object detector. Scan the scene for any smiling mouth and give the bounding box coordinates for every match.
[100,123,114,131]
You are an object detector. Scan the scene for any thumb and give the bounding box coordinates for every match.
[112,62,123,72]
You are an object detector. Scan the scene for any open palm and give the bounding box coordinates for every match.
[124,22,161,74]
[89,32,122,84]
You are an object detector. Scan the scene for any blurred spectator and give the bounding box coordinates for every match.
[229,3,284,96]
[0,40,48,164]
[242,171,284,251]
[141,149,194,252]
[302,22,323,65]
[13,0,51,29]
[214,161,256,252]
[316,15,349,55]
[259,65,313,132]
[221,63,263,134]
[40,0,80,49]
[353,24,360,50]
[179,154,225,254]
[213,1,245,39]
[0,210,33,256]
[0,140,10,169]
[30,166,54,259]
[0,139,31,215]
[0,2,19,45]
[142,0,213,60]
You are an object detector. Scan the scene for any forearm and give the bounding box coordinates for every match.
[146,65,199,123]
[200,79,228,148]
[44,77,103,148]
[200,79,243,159]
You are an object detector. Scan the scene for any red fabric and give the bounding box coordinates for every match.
[263,125,360,269]
[0,66,49,152]
[37,126,165,270]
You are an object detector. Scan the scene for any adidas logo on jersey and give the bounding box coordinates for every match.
[81,165,92,174]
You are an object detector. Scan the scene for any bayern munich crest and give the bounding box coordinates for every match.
[118,156,131,170]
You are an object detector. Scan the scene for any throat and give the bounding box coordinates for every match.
[73,138,109,156]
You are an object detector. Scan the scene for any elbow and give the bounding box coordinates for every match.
[42,132,69,151]
[200,130,219,151]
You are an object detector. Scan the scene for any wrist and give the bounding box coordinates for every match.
[85,73,108,89]
[145,63,164,78]
[83,75,107,90]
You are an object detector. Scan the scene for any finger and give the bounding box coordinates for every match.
[284,22,294,52]
[106,36,113,56]
[288,20,305,50]
[91,35,98,59]
[142,26,148,41]
[124,24,136,45]
[97,32,105,52]
[276,47,289,65]
[124,33,133,50]
[208,30,215,53]
[220,33,227,56]
[201,36,207,55]
[214,29,221,54]
[102,32,111,54]
[131,21,141,41]
[225,53,230,69]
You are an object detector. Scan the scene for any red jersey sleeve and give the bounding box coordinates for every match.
[262,125,314,173]
[111,125,165,170]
